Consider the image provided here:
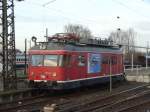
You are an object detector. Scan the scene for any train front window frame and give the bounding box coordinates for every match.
[31,55,43,66]
[58,55,63,66]
[44,55,58,67]
[31,54,67,67]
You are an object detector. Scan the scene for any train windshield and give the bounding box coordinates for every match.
[44,55,58,66]
[31,55,62,67]
[32,55,43,66]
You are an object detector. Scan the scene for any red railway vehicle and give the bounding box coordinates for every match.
[28,33,124,89]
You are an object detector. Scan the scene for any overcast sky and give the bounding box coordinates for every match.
[15,0,150,50]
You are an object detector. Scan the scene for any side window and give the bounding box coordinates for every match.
[62,55,71,67]
[102,56,117,65]
[102,56,109,64]
[78,55,85,66]
[111,56,117,65]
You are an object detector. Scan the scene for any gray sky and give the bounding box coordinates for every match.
[15,0,150,50]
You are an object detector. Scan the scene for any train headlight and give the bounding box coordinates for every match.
[30,72,34,78]
[31,72,34,75]
[41,74,46,79]
[52,72,56,77]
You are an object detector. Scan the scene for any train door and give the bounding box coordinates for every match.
[111,55,117,75]
[63,54,72,80]
[107,56,114,76]
[77,54,86,79]
[116,54,121,74]
[65,53,86,80]
[102,54,109,75]
[116,55,119,74]
[118,54,124,73]
[64,54,79,80]
[116,55,120,74]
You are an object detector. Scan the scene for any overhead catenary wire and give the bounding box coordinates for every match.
[16,0,103,25]
[16,0,150,40]
[42,0,57,7]
[112,0,150,21]
[17,0,150,24]
[23,0,150,25]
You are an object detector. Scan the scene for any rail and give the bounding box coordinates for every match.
[53,84,150,112]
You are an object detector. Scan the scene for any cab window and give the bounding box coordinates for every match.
[44,55,58,66]
[78,55,85,66]
[32,55,43,66]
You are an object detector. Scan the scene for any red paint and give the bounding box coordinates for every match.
[28,50,124,82]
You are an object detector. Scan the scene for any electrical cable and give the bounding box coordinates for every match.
[42,0,57,7]
[112,0,150,20]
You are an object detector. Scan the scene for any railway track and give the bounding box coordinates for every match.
[0,87,61,112]
[0,91,50,112]
[94,89,150,112]
[0,82,148,112]
[0,88,95,112]
[120,99,150,112]
[55,84,150,112]
[0,82,120,112]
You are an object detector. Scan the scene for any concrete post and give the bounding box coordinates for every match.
[131,54,133,71]
[146,56,148,69]
[46,28,48,42]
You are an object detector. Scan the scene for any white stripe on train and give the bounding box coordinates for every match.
[33,73,124,83]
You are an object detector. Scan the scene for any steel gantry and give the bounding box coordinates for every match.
[0,0,17,89]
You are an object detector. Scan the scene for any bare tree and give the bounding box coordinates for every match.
[109,28,136,54]
[128,28,136,53]
[64,24,92,39]
[109,28,137,63]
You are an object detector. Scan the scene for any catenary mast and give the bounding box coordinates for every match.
[0,0,23,89]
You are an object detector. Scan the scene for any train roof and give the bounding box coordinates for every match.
[30,33,122,53]
[30,42,122,53]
